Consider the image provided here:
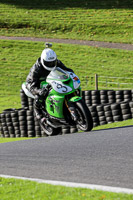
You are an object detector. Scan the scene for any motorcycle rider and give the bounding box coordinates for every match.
[25,43,74,123]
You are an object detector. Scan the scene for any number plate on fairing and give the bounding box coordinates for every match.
[48,80,72,94]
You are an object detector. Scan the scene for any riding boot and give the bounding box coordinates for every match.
[34,107,42,120]
[34,95,43,120]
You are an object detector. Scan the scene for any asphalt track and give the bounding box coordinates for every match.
[0,36,133,50]
[0,126,133,190]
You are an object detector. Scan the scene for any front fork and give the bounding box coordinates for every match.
[65,96,82,121]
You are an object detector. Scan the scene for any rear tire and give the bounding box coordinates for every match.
[75,99,93,132]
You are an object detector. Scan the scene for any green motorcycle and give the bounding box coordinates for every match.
[22,67,93,136]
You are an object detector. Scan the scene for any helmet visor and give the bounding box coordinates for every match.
[43,59,57,68]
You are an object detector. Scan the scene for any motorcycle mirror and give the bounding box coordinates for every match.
[45,42,52,48]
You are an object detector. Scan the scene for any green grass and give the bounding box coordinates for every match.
[0,137,35,143]
[0,177,133,200]
[0,39,133,112]
[0,0,133,43]
[93,119,133,131]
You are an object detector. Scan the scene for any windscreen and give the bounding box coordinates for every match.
[47,67,69,80]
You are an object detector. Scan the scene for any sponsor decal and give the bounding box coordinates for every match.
[48,97,60,103]
[73,76,80,84]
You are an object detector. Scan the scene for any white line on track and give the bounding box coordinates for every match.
[0,174,133,194]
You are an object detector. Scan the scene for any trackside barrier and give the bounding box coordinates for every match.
[0,89,133,137]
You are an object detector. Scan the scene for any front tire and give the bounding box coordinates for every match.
[75,99,93,132]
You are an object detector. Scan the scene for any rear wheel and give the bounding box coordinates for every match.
[75,100,93,132]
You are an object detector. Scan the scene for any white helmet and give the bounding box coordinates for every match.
[41,48,57,71]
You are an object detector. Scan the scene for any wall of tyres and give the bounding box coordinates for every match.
[0,89,133,138]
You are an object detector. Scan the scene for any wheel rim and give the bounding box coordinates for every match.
[77,109,87,130]
[45,125,53,135]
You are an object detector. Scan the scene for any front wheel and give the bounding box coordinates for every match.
[75,99,93,132]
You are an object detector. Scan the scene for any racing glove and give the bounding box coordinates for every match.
[38,84,51,97]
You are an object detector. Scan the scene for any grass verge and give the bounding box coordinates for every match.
[0,0,133,43]
[0,177,133,200]
[93,119,133,131]
[0,137,35,143]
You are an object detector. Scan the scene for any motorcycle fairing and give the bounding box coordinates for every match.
[67,71,80,89]
[47,80,72,94]
[46,68,80,94]
[68,96,82,102]
[46,94,64,118]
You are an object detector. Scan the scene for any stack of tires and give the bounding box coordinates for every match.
[82,89,133,128]
[123,90,132,102]
[121,102,133,121]
[0,110,14,138]
[88,101,133,127]
[82,90,133,106]
[91,90,100,106]
[61,125,78,134]
[130,102,133,118]
[100,90,108,104]
[104,104,114,124]
[0,89,133,138]
[97,105,107,126]
[0,108,49,138]
[0,108,79,137]
[18,109,28,137]
[107,90,116,104]
[20,89,29,108]
[88,106,99,127]
[82,90,92,107]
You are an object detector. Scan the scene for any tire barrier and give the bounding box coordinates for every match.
[0,89,133,137]
[82,90,133,106]
[88,101,133,127]
[0,107,78,138]
[82,89,133,128]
